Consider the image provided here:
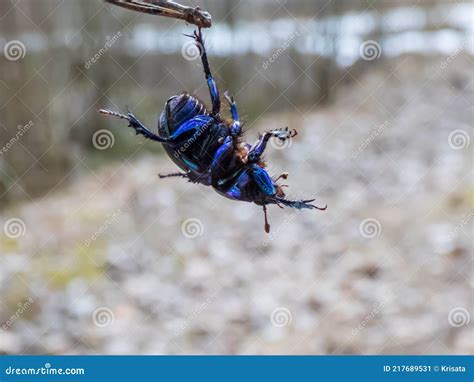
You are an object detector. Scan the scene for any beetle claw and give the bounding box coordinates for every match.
[271,127,296,141]
[224,90,234,105]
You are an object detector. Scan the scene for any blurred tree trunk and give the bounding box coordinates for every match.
[313,0,340,105]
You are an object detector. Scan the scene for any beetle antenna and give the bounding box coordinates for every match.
[263,205,271,233]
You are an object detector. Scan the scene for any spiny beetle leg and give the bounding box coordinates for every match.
[158,172,189,179]
[248,128,296,163]
[275,197,327,210]
[98,108,169,143]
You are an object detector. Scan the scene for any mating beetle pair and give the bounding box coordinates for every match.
[99,29,326,232]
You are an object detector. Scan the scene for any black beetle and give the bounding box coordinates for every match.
[99,29,326,232]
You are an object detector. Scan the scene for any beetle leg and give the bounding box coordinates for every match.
[186,28,220,116]
[127,111,170,142]
[224,91,241,137]
[98,108,170,143]
[272,197,327,211]
[224,91,239,121]
[158,172,188,179]
[251,164,276,196]
[209,136,234,182]
[247,127,297,163]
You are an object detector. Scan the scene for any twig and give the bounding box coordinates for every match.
[104,0,212,28]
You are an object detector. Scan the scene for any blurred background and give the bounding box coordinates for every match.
[0,0,472,354]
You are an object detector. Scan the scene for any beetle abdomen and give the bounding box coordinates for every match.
[159,93,209,136]
[158,93,227,184]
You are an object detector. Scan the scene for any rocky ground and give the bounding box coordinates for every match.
[0,54,472,354]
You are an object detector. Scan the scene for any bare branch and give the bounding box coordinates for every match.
[104,0,212,28]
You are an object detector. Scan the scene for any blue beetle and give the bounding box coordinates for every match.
[99,29,326,232]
